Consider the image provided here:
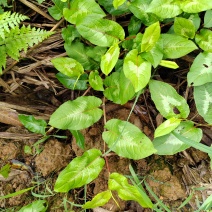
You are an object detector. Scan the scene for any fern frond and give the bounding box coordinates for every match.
[0,25,54,74]
[0,11,29,39]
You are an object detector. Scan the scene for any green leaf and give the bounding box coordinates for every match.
[18,200,47,212]
[159,60,179,69]
[161,34,197,59]
[77,16,125,47]
[155,117,181,138]
[123,49,151,92]
[82,190,112,209]
[113,0,126,9]
[180,0,212,13]
[62,25,80,45]
[101,43,120,75]
[63,0,105,25]
[49,96,103,130]
[0,187,33,200]
[153,121,202,155]
[103,71,135,105]
[128,0,159,26]
[54,149,105,192]
[147,0,182,19]
[48,0,68,20]
[18,115,47,135]
[109,173,153,208]
[89,70,104,91]
[174,17,195,39]
[56,72,88,90]
[24,145,32,155]
[141,21,160,52]
[70,130,85,150]
[194,82,212,124]
[172,131,212,155]
[103,119,156,160]
[195,29,212,52]
[51,57,84,78]
[187,52,212,86]
[65,42,101,70]
[98,0,129,16]
[140,39,163,68]
[128,16,142,35]
[149,80,190,119]
[204,10,212,28]
[0,164,10,178]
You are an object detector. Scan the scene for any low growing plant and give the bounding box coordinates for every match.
[14,0,212,211]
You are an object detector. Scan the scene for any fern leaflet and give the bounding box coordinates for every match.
[0,11,29,39]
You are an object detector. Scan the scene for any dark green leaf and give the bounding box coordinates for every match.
[128,16,142,35]
[48,0,68,20]
[56,72,88,90]
[70,130,85,150]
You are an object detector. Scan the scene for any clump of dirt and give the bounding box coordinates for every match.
[35,138,73,177]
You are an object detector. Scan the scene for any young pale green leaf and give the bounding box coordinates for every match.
[54,149,105,192]
[187,13,201,31]
[77,16,125,47]
[18,115,46,135]
[195,29,212,52]
[149,80,190,119]
[48,0,68,20]
[56,72,88,90]
[103,119,156,160]
[89,70,104,91]
[180,0,212,13]
[194,82,212,124]
[161,34,197,59]
[0,164,10,178]
[147,0,182,19]
[187,52,212,86]
[100,43,120,75]
[103,71,135,105]
[141,21,160,52]
[109,173,153,208]
[128,0,159,26]
[113,0,126,9]
[140,39,163,68]
[18,200,47,212]
[174,17,195,39]
[154,117,181,138]
[159,60,179,69]
[51,57,84,78]
[70,130,85,150]
[82,190,112,209]
[204,10,212,28]
[153,121,202,155]
[123,49,151,92]
[63,0,105,25]
[49,96,102,130]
